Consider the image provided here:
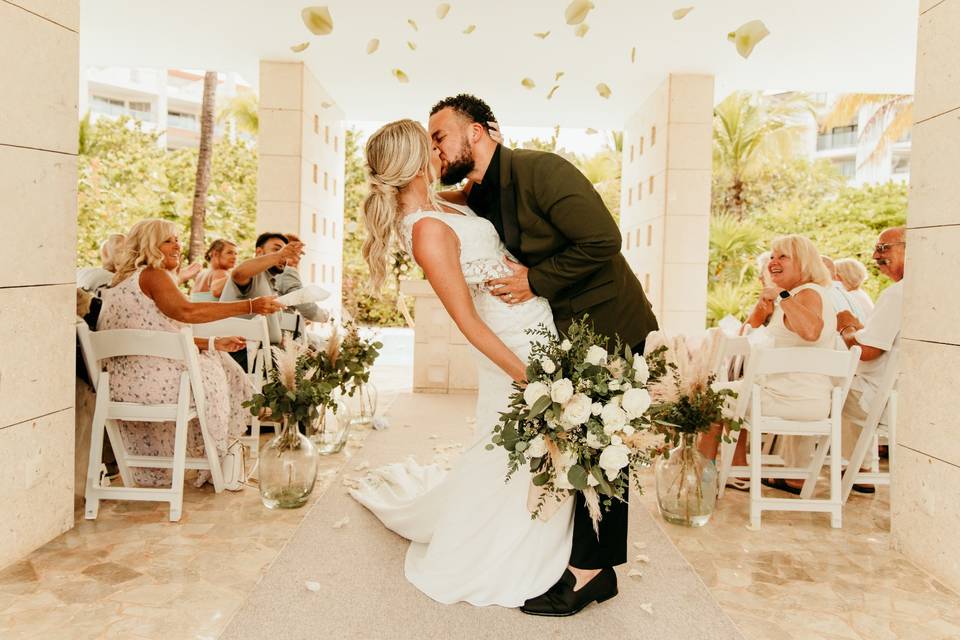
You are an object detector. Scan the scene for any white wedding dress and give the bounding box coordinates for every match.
[350,202,574,607]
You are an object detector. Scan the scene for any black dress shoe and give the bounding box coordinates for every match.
[520,567,618,617]
[761,478,803,496]
[852,484,876,494]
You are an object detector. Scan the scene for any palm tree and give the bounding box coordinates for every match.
[821,94,912,167]
[713,92,813,219]
[217,91,259,137]
[188,71,218,264]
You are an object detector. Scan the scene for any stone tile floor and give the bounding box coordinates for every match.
[2,356,959,639]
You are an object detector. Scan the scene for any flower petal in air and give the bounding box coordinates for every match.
[727,19,770,59]
[321,101,332,109]
[565,0,594,25]
[672,7,694,20]
[596,82,612,99]
[290,42,310,53]
[575,23,590,37]
[407,41,417,51]
[366,38,380,54]
[555,71,565,81]
[585,128,597,135]
[547,85,560,100]
[534,31,551,39]
[463,24,476,34]
[392,69,410,83]
[408,18,419,31]
[436,3,451,19]
[631,46,637,63]
[301,6,334,35]
[521,78,536,90]
[332,516,349,529]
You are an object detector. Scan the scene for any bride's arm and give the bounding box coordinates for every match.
[411,219,527,383]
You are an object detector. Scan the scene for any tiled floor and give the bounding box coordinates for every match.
[2,353,959,639]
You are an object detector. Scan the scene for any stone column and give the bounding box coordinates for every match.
[892,0,960,592]
[258,61,345,318]
[0,0,79,568]
[620,74,713,334]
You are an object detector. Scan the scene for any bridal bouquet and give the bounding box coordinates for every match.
[489,318,667,532]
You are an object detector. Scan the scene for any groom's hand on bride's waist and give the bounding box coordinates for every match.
[487,258,534,305]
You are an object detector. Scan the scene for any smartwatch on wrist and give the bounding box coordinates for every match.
[778,290,791,300]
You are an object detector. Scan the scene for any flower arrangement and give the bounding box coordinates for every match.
[488,317,667,532]
[336,323,383,394]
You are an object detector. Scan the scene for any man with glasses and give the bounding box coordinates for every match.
[834,226,905,493]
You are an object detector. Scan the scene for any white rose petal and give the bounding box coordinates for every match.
[623,425,636,437]
[634,357,650,384]
[527,435,548,458]
[305,580,322,592]
[585,345,608,366]
[611,435,623,446]
[561,339,572,351]
[600,403,628,434]
[561,393,593,427]
[523,381,550,408]
[727,19,770,59]
[551,378,574,404]
[541,358,557,374]
[591,402,603,416]
[599,443,631,480]
[621,388,652,419]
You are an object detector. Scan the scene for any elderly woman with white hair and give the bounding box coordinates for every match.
[97,219,285,488]
[834,257,874,316]
[77,233,126,294]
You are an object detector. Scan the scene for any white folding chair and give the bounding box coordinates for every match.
[713,335,752,498]
[192,316,272,457]
[841,342,900,503]
[746,346,861,529]
[78,325,223,522]
[280,310,307,345]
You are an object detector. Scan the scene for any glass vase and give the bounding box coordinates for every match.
[259,417,318,510]
[347,381,378,428]
[306,395,352,455]
[655,433,718,527]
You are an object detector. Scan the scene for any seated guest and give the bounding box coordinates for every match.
[220,232,326,345]
[704,235,837,493]
[835,258,874,316]
[822,255,866,322]
[98,219,284,488]
[77,233,125,295]
[835,227,905,494]
[193,238,238,301]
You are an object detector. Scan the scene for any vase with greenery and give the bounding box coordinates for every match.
[338,324,383,428]
[302,325,357,454]
[646,331,741,527]
[243,341,321,509]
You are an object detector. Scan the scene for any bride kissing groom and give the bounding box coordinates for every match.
[349,93,658,616]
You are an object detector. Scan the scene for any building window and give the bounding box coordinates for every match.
[332,266,336,282]
[312,164,318,184]
[332,222,337,239]
[644,273,651,293]
[891,155,910,175]
[312,212,317,233]
[325,126,330,144]
[817,124,858,151]
[627,187,633,206]
[322,218,328,236]
[334,136,339,152]
[629,145,635,163]
[639,136,644,155]
[311,264,316,282]
[648,176,654,195]
[314,114,319,134]
[322,264,327,282]
[650,126,656,147]
[324,171,329,191]
[647,224,653,247]
[128,101,151,116]
[91,95,125,117]
[333,178,338,196]
[834,158,856,180]
[638,181,643,201]
[625,231,631,250]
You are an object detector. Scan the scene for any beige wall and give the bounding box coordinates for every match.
[620,74,713,335]
[0,0,79,569]
[258,61,346,317]
[892,0,960,592]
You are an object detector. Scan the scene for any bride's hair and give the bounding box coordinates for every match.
[362,119,437,291]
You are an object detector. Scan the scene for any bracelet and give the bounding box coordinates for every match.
[207,336,216,352]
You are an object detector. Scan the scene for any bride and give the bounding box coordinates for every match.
[349,119,574,607]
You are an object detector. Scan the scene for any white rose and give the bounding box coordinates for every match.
[634,357,650,385]
[554,451,577,490]
[600,402,628,435]
[599,443,631,480]
[560,339,572,352]
[622,382,632,390]
[609,380,621,391]
[541,358,556,374]
[622,425,636,437]
[527,435,547,458]
[591,402,603,416]
[523,381,550,408]
[561,393,592,427]
[585,430,605,449]
[551,378,574,405]
[621,388,652,419]
[611,435,623,446]
[585,345,608,366]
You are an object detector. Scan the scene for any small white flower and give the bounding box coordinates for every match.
[551,378,574,404]
[560,339,572,351]
[611,435,623,446]
[541,358,556,374]
[561,393,592,427]
[591,402,603,416]
[609,380,621,391]
[599,443,631,480]
[523,381,550,408]
[621,388,652,419]
[634,357,650,385]
[585,345,608,366]
[586,430,605,449]
[527,435,547,458]
[601,402,628,435]
[553,451,577,489]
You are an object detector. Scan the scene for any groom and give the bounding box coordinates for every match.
[428,94,659,616]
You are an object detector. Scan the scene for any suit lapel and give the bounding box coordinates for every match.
[498,146,522,259]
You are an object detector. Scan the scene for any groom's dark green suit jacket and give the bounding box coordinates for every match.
[482,145,658,348]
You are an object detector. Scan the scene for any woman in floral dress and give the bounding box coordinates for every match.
[97,219,286,487]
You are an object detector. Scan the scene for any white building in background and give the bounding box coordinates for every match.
[79,67,253,149]
[798,93,911,186]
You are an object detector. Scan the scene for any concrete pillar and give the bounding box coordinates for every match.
[258,61,345,318]
[891,0,960,593]
[620,74,713,334]
[0,0,79,569]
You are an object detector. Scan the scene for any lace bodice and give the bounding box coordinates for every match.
[401,203,513,294]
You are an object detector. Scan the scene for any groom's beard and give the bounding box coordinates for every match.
[440,145,475,186]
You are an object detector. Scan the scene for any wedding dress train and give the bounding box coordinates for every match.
[350,203,574,607]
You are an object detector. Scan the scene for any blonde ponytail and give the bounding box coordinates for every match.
[361,119,437,292]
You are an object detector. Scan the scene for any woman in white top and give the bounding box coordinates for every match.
[724,235,837,493]
[835,258,875,317]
